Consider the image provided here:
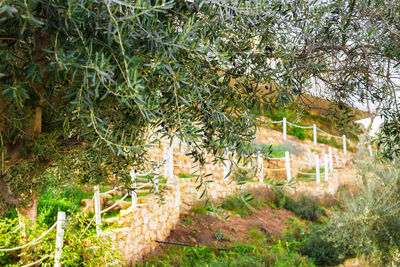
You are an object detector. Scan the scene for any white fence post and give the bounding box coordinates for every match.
[283,117,287,141]
[313,124,317,145]
[223,149,230,181]
[343,135,347,155]
[130,169,137,208]
[368,144,373,158]
[54,211,66,267]
[285,151,291,181]
[324,153,329,181]
[328,147,333,171]
[257,151,263,183]
[315,154,320,183]
[94,185,102,236]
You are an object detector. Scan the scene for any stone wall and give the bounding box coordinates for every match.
[102,130,355,265]
[102,183,181,265]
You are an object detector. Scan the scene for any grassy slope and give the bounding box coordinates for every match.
[139,187,340,267]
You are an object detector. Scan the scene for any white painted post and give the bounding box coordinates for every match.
[283,117,287,141]
[223,149,230,181]
[324,153,329,181]
[94,185,102,236]
[313,124,317,145]
[368,145,373,158]
[285,151,291,182]
[315,154,320,183]
[54,211,66,267]
[257,151,263,183]
[130,170,137,208]
[328,147,333,171]
[343,135,347,155]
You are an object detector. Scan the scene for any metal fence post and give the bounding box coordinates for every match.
[54,211,66,267]
[315,154,320,183]
[94,185,102,236]
[313,124,317,145]
[328,147,333,171]
[324,153,329,181]
[283,117,287,141]
[130,169,137,208]
[257,151,263,183]
[285,151,291,181]
[343,135,347,155]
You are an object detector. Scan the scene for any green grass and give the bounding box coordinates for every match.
[189,204,209,215]
[220,192,265,217]
[140,242,316,267]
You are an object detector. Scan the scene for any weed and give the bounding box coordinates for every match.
[189,204,209,215]
[215,230,223,241]
[182,217,192,226]
[288,126,307,140]
[220,191,264,217]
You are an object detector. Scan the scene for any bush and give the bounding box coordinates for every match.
[301,225,354,266]
[284,195,324,222]
[220,191,265,217]
[287,126,307,140]
[320,161,400,265]
[269,192,324,222]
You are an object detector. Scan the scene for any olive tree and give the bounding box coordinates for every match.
[268,0,400,156]
[0,0,288,220]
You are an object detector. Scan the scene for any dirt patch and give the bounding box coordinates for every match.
[166,205,295,247]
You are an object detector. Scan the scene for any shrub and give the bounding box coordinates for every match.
[284,195,324,222]
[320,161,400,265]
[270,192,324,222]
[221,194,252,217]
[287,126,307,140]
[301,225,354,266]
[220,191,265,217]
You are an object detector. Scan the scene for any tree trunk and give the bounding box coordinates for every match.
[17,192,39,225]
[16,192,39,263]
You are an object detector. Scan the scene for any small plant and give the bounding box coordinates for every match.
[189,204,209,215]
[182,217,192,226]
[288,126,307,140]
[215,230,224,241]
[220,191,265,217]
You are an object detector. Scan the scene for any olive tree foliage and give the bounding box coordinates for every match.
[270,0,400,147]
[0,0,294,217]
[322,160,400,265]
